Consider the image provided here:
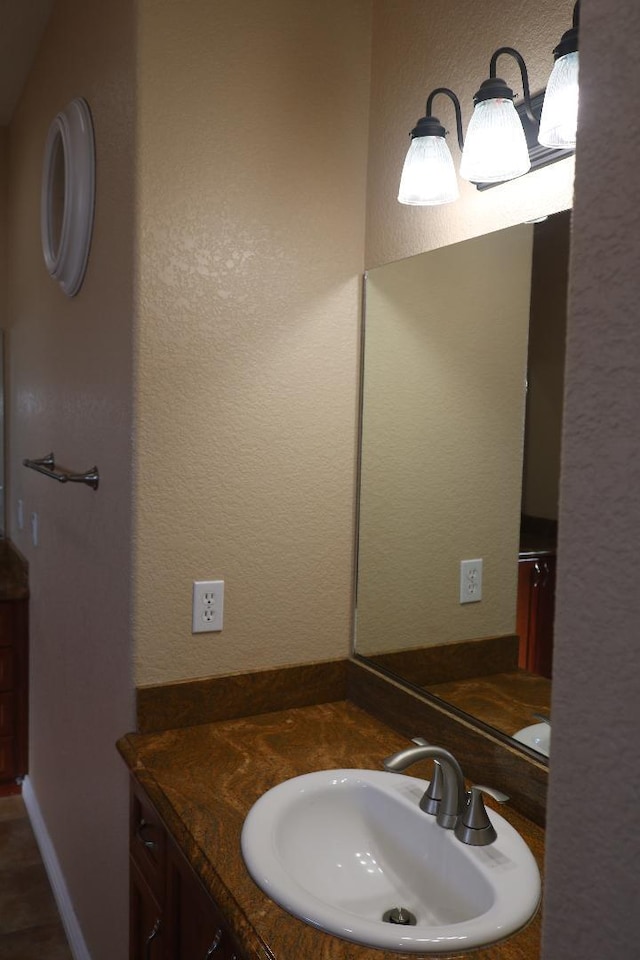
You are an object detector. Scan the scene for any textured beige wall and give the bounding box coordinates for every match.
[366,0,575,269]
[6,2,135,957]
[542,0,640,954]
[357,225,532,654]
[0,1,53,123]
[134,0,372,685]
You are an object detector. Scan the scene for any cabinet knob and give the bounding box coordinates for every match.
[136,819,157,851]
[204,929,223,957]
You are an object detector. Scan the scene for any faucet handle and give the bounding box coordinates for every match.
[419,760,443,815]
[408,739,443,815]
[471,784,509,803]
[454,785,508,846]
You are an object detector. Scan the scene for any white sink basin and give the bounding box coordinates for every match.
[513,723,550,757]
[241,769,540,954]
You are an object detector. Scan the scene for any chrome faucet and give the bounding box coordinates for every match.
[383,738,508,845]
[383,742,465,829]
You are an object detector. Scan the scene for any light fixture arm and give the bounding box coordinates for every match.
[425,88,464,150]
[488,47,536,125]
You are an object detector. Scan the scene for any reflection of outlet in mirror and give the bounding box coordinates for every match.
[460,559,482,604]
[192,579,224,633]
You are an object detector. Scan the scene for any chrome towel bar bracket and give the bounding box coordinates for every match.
[23,452,99,491]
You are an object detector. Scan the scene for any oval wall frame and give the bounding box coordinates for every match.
[40,97,95,297]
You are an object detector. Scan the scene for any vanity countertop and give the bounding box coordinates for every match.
[118,700,544,960]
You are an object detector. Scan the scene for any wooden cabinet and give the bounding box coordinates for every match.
[129,779,247,960]
[0,592,29,785]
[130,856,163,960]
[517,552,555,679]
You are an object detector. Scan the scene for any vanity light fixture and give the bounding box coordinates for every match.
[398,88,464,206]
[538,1,580,148]
[396,2,579,204]
[459,47,535,184]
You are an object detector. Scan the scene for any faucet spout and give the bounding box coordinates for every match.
[383,744,465,829]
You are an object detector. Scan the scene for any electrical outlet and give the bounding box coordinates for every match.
[460,559,482,604]
[192,580,224,633]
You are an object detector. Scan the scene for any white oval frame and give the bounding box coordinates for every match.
[41,97,95,297]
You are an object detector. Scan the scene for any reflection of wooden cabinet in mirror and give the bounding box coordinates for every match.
[517,552,556,679]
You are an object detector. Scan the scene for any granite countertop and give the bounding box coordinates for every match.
[426,671,552,739]
[118,700,544,960]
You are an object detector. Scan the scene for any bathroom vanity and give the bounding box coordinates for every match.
[129,777,248,960]
[119,692,544,960]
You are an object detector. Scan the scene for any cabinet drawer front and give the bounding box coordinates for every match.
[0,693,14,737]
[130,783,167,903]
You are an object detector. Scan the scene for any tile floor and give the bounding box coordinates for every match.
[0,794,73,959]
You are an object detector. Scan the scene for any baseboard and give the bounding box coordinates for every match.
[22,775,92,960]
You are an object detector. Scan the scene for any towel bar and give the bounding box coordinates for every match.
[23,453,99,491]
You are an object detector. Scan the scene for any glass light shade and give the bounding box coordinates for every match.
[538,51,579,148]
[397,136,459,205]
[459,98,531,183]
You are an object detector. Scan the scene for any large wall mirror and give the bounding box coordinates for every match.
[354,209,571,763]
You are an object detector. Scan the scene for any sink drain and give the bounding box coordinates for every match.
[382,907,417,926]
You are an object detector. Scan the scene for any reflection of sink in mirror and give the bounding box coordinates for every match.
[513,723,550,757]
[242,769,541,954]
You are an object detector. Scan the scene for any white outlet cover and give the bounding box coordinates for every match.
[460,559,482,604]
[192,580,224,633]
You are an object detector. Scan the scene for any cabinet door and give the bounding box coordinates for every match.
[130,857,163,960]
[166,841,243,960]
[130,781,167,904]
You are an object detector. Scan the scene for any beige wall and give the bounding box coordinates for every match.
[357,225,533,654]
[366,0,575,269]
[6,2,135,958]
[134,0,372,685]
[543,0,640,954]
